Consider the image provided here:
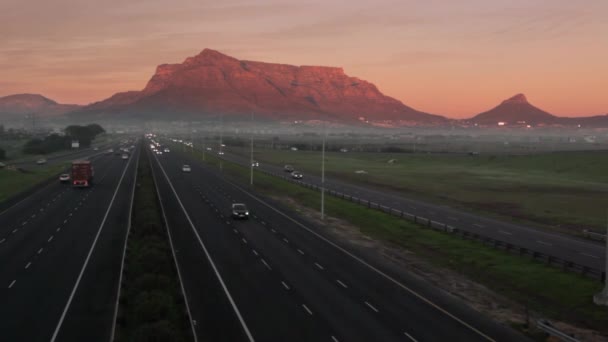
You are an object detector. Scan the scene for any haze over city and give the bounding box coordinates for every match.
[2,0,607,118]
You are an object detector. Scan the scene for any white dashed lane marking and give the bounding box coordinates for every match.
[365,301,379,313]
[8,280,16,288]
[336,280,348,289]
[302,304,313,316]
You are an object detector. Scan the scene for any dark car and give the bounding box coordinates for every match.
[284,164,294,173]
[231,203,249,219]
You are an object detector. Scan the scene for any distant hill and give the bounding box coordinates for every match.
[71,48,446,125]
[0,94,80,120]
[469,94,557,125]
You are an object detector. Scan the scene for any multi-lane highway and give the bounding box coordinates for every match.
[0,141,140,342]
[150,143,528,342]
[213,149,606,272]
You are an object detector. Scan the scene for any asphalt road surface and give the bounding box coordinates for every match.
[150,144,528,342]
[0,142,140,342]
[212,149,606,273]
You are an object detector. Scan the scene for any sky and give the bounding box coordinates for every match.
[1,0,607,118]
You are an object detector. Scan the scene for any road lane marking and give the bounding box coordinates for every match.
[8,280,16,288]
[0,238,5,243]
[271,228,277,233]
[580,252,600,259]
[283,238,289,243]
[226,181,497,341]
[332,336,339,342]
[63,219,68,224]
[12,229,18,234]
[25,262,31,269]
[152,154,255,342]
[297,249,305,255]
[242,238,248,244]
[499,230,512,235]
[536,240,552,246]
[448,217,458,221]
[281,281,290,290]
[51,148,135,342]
[233,229,238,234]
[404,332,419,342]
[252,249,259,256]
[37,248,43,254]
[314,262,324,270]
[56,227,61,232]
[22,221,27,226]
[261,259,272,270]
[302,304,313,316]
[365,301,379,313]
[48,236,54,242]
[336,280,348,288]
[473,224,484,228]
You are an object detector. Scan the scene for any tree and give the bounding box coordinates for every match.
[64,124,105,147]
[0,147,5,160]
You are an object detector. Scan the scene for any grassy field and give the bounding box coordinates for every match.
[0,138,28,160]
[0,164,69,203]
[228,147,608,234]
[176,146,607,335]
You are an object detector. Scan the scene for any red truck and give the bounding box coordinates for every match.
[71,160,94,187]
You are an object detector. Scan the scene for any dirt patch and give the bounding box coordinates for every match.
[273,195,607,342]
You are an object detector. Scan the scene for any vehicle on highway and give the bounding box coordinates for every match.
[292,171,303,179]
[218,151,225,155]
[252,161,259,167]
[206,147,212,151]
[36,158,47,165]
[284,164,294,173]
[121,153,129,160]
[164,148,170,153]
[59,173,71,183]
[93,147,99,151]
[106,148,114,155]
[71,160,94,187]
[182,164,191,172]
[156,150,163,155]
[231,203,249,219]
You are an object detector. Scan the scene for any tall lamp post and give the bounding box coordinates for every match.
[594,211,608,305]
[321,123,326,220]
[250,111,254,186]
[219,113,223,171]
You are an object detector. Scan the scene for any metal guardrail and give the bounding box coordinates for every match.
[261,169,606,282]
[536,319,580,342]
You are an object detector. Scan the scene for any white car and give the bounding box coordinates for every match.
[59,173,71,183]
[182,165,191,172]
[36,158,47,165]
[121,154,129,160]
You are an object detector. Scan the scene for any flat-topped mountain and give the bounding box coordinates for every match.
[72,49,445,125]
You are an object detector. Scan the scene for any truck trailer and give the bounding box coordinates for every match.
[71,160,94,187]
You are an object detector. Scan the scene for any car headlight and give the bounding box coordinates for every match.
[245,211,249,215]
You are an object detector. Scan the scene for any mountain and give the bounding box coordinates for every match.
[469,94,557,126]
[72,49,445,125]
[0,94,81,120]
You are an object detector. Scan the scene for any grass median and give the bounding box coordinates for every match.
[114,149,191,342]
[0,163,68,203]
[178,145,607,335]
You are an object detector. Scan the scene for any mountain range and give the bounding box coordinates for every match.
[1,49,605,127]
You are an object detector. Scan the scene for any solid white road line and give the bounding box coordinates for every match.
[281,281,290,290]
[152,153,255,342]
[110,145,141,342]
[365,301,379,313]
[302,304,313,316]
[404,332,419,342]
[148,151,199,342]
[224,180,496,341]
[50,149,134,342]
[8,280,16,288]
[336,280,348,289]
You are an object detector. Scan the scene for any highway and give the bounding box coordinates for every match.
[211,148,606,273]
[150,143,528,342]
[0,141,139,342]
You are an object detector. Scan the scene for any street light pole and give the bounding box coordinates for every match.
[250,111,254,186]
[594,210,608,305]
[321,123,326,220]
[219,113,223,171]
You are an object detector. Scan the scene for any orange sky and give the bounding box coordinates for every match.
[1,0,607,118]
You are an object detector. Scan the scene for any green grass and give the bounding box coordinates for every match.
[0,164,69,203]
[178,145,608,334]
[115,149,190,342]
[228,147,608,234]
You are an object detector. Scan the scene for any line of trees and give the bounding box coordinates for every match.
[22,124,105,155]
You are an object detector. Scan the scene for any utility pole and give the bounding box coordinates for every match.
[593,210,608,305]
[250,111,254,186]
[219,113,223,171]
[321,123,326,220]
